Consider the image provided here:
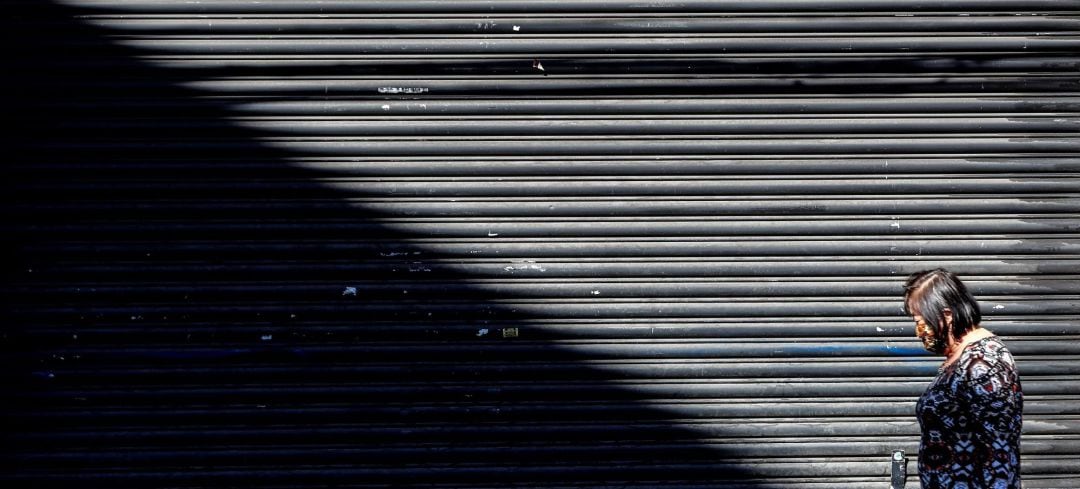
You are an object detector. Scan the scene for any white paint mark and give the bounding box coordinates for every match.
[477,329,489,337]
[876,327,885,332]
[994,305,1006,310]
[378,87,429,94]
[504,260,548,273]
[513,25,521,31]
[381,104,391,111]
[342,286,358,296]
[487,231,499,237]
[261,334,273,341]
[890,217,901,230]
[591,290,601,295]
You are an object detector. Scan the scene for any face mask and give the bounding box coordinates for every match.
[919,330,947,354]
[915,318,947,354]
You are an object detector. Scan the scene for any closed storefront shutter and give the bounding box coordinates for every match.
[5,1,1079,487]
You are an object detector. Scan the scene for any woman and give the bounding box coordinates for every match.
[903,269,1023,489]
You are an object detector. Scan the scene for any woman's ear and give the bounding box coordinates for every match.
[942,308,953,326]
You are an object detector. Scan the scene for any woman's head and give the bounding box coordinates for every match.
[903,268,981,354]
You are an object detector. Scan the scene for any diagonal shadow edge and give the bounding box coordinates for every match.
[0,4,813,488]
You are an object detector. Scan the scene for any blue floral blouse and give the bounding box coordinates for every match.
[916,336,1023,488]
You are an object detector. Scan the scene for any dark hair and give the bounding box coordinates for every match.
[903,268,981,344]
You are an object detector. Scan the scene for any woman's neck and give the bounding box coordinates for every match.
[943,326,991,365]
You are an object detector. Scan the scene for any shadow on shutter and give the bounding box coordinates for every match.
[4,1,1079,488]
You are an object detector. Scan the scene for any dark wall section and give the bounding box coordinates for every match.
[3,1,1080,488]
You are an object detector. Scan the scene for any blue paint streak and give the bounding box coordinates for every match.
[777,343,930,357]
[884,345,931,357]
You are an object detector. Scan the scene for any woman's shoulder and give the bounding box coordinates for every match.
[955,335,1018,393]
[971,335,1013,358]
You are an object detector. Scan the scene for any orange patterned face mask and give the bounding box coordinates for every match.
[914,316,946,354]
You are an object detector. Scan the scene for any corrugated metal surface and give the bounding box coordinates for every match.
[4,1,1079,487]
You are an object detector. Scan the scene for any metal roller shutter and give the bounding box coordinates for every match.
[4,1,1079,487]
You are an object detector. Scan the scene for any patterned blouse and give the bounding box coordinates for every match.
[916,336,1023,489]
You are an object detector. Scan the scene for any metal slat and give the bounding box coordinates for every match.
[39,137,1080,157]
[70,16,1080,35]
[32,97,1080,116]
[15,177,1080,196]
[13,198,1080,219]
[43,0,1080,14]
[21,156,1078,177]
[38,76,1080,97]
[52,116,1080,136]
[11,398,1080,423]
[12,319,1080,343]
[15,238,1080,259]
[102,36,1080,55]
[10,278,1080,301]
[16,361,1080,384]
